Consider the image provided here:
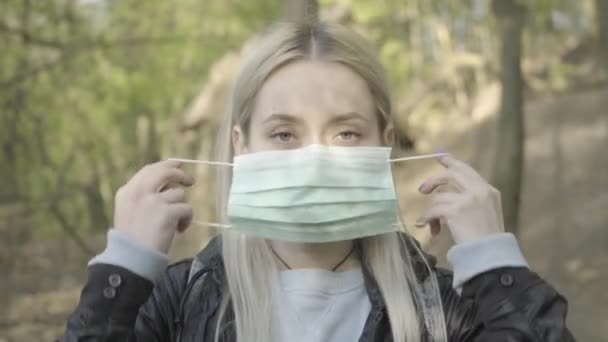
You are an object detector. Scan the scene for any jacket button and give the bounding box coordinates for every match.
[109,273,122,288]
[103,286,116,299]
[500,273,514,287]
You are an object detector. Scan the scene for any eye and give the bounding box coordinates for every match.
[336,131,361,140]
[271,131,294,142]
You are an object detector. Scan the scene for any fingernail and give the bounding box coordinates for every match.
[435,149,451,158]
[415,218,426,227]
[418,182,427,192]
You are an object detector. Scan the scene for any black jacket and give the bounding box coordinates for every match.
[60,237,574,341]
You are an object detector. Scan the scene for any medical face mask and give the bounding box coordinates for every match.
[170,145,445,243]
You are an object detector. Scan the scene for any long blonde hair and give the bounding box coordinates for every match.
[214,22,447,342]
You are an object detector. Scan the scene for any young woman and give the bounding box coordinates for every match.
[60,22,573,342]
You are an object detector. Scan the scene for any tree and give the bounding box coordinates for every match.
[597,0,608,71]
[0,0,279,254]
[491,0,526,235]
[283,0,319,23]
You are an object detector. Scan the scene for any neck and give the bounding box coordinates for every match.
[269,240,359,271]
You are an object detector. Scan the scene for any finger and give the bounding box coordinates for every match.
[415,203,454,227]
[159,159,183,168]
[431,192,462,206]
[430,219,441,235]
[177,215,192,233]
[145,167,195,192]
[436,153,454,168]
[437,154,485,183]
[133,160,187,186]
[419,170,467,194]
[168,203,193,230]
[159,187,186,203]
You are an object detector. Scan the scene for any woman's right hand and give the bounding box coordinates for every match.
[113,160,195,254]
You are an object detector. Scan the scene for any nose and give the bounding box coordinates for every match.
[300,130,327,147]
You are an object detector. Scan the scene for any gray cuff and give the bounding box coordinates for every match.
[89,229,169,282]
[447,233,528,289]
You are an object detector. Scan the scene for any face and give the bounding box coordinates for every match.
[232,60,392,154]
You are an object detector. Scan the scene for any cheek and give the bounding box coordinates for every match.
[242,128,274,152]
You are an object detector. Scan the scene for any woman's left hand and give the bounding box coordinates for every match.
[415,154,505,244]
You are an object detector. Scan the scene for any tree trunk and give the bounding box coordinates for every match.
[596,0,608,71]
[282,0,318,23]
[491,0,526,235]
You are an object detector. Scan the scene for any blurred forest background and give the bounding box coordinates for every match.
[1,0,607,340]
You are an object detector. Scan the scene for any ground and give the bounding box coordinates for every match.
[2,87,607,341]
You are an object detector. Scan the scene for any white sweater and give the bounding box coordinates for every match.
[275,268,370,341]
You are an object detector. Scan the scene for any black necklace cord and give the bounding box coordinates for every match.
[270,244,356,271]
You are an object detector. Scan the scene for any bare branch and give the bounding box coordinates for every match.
[0,33,231,91]
[0,52,72,89]
[0,21,65,49]
[49,203,94,256]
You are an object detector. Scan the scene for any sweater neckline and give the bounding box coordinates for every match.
[278,267,364,295]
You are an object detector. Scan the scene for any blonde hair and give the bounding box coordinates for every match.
[214,22,447,342]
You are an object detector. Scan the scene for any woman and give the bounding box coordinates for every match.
[60,22,573,342]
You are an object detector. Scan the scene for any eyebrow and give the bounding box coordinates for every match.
[327,112,370,124]
[262,112,370,124]
[262,113,303,124]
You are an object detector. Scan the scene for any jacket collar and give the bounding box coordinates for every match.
[194,233,437,309]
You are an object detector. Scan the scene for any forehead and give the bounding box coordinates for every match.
[252,60,375,119]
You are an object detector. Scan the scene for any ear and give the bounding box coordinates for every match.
[232,125,248,155]
[382,123,395,146]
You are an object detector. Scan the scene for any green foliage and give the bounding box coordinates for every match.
[0,0,279,240]
[0,0,598,244]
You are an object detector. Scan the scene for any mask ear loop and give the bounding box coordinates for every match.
[167,158,235,229]
[386,152,448,233]
[388,152,448,163]
[193,221,232,229]
[169,152,447,168]
[167,157,234,167]
[171,153,448,231]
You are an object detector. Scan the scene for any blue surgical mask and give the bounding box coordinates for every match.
[170,145,445,242]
